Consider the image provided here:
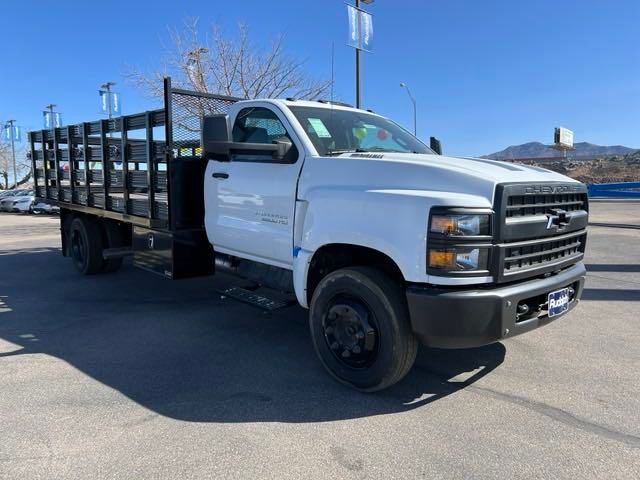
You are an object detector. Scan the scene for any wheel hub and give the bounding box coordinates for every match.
[323,299,377,368]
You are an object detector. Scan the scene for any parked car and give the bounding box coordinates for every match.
[0,190,16,199]
[0,190,32,212]
[31,201,60,215]
[12,194,36,213]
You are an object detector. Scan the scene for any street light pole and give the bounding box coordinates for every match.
[6,120,17,188]
[400,82,417,136]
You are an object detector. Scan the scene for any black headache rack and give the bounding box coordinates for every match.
[29,78,241,279]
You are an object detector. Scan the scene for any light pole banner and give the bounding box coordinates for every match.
[100,91,121,115]
[111,92,120,114]
[1,124,13,142]
[43,112,62,129]
[100,90,108,113]
[2,125,20,142]
[347,4,374,52]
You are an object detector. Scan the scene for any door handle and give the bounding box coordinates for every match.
[212,172,229,179]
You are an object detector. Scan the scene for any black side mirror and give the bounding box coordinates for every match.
[202,114,292,162]
[202,114,231,160]
[430,136,442,155]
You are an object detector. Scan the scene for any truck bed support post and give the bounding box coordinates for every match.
[121,116,129,214]
[41,130,48,199]
[52,128,61,200]
[68,126,75,203]
[163,77,173,230]
[100,119,110,210]
[82,123,90,205]
[145,111,155,220]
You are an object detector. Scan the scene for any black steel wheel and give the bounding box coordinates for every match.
[69,217,105,275]
[309,266,418,392]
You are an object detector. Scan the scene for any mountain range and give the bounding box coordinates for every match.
[483,142,637,160]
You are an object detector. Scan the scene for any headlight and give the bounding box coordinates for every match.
[428,208,493,275]
[428,247,489,271]
[430,214,490,237]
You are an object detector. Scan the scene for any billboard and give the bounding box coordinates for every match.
[554,127,574,149]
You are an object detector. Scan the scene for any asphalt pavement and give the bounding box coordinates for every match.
[0,201,638,479]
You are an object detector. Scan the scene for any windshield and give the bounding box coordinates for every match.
[289,106,432,156]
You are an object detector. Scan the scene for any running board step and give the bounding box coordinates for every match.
[218,287,296,311]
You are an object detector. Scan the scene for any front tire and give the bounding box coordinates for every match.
[309,267,418,392]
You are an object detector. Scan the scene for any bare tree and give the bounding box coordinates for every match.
[0,128,31,190]
[128,19,331,100]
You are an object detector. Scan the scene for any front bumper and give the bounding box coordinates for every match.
[406,262,586,348]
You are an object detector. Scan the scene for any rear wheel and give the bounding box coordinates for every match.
[69,217,105,275]
[309,266,418,392]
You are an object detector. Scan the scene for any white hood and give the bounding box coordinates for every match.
[299,152,578,205]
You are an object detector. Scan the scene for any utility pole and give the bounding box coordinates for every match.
[6,120,17,188]
[347,0,374,109]
[400,82,417,136]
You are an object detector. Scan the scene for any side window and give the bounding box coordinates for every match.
[232,107,298,163]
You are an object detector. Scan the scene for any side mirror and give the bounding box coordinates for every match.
[202,114,231,161]
[202,114,293,162]
[430,136,443,155]
[271,137,293,162]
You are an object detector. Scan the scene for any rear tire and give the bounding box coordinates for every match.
[309,266,418,392]
[69,217,105,275]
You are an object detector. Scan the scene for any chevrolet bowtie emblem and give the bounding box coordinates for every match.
[546,208,569,229]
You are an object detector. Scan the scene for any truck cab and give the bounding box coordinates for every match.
[202,98,587,390]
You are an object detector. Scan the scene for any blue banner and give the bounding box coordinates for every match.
[100,90,121,115]
[43,111,62,129]
[2,124,21,142]
[100,90,108,113]
[112,92,121,114]
[347,4,374,52]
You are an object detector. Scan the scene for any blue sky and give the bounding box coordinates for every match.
[1,0,638,156]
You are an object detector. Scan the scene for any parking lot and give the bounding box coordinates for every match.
[0,201,638,479]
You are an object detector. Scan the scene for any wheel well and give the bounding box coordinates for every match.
[306,244,405,304]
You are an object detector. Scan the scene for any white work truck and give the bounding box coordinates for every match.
[29,79,588,391]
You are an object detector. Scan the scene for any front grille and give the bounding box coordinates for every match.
[503,231,586,275]
[494,182,589,282]
[506,192,587,217]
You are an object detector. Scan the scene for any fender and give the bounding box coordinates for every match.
[291,186,493,308]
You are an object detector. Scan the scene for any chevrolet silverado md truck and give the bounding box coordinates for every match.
[29,79,588,391]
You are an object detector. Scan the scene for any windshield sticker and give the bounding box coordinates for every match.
[308,118,332,138]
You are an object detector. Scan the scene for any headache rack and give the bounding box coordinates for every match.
[28,78,241,278]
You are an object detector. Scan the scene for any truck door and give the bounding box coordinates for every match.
[204,105,303,268]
